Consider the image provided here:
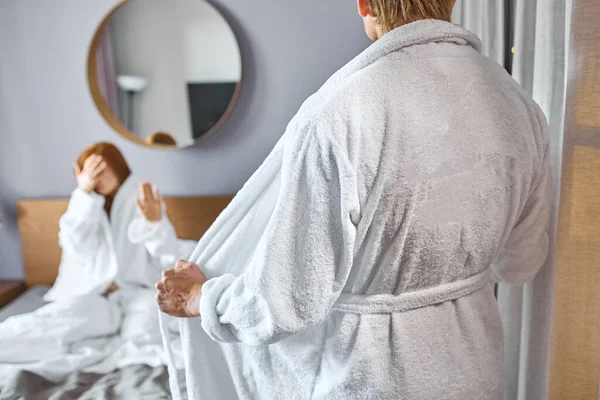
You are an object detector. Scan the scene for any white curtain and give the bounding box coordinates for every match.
[454,1,572,399]
[95,25,119,117]
[499,1,571,399]
[452,0,506,65]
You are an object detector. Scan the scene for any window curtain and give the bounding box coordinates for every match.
[454,1,572,399]
[499,1,571,399]
[95,25,119,116]
[547,0,600,397]
[451,0,506,66]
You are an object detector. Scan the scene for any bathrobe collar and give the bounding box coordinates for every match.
[328,20,482,85]
[110,175,139,221]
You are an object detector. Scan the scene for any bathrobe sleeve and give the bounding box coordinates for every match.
[200,124,360,345]
[492,136,552,285]
[58,188,105,261]
[128,214,195,270]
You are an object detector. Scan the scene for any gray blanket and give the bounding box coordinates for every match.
[0,365,186,400]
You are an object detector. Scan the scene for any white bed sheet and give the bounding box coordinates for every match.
[0,287,183,382]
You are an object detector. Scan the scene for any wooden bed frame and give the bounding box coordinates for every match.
[16,196,232,288]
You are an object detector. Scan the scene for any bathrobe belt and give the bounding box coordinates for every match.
[332,269,492,314]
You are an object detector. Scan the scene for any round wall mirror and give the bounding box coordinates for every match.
[88,0,242,149]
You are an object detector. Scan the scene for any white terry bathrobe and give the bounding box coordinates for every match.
[172,20,551,400]
[0,176,194,368]
[48,175,191,300]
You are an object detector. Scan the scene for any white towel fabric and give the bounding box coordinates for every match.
[167,20,551,400]
[0,288,186,382]
[47,176,177,301]
[0,176,195,381]
[0,294,121,364]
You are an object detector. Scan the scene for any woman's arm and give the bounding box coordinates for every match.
[59,155,108,259]
[58,188,105,259]
[128,182,194,269]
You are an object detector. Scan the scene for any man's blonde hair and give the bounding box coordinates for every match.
[367,0,455,31]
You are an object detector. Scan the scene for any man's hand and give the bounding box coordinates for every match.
[156,260,206,318]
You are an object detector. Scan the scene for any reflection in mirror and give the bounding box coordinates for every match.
[88,0,242,149]
[146,132,178,147]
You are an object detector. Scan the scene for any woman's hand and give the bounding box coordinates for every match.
[156,260,206,318]
[136,182,163,223]
[74,155,106,193]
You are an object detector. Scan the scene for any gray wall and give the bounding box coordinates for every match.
[0,0,370,279]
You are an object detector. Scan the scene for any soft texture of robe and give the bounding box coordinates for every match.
[46,176,187,301]
[0,176,194,369]
[171,20,551,400]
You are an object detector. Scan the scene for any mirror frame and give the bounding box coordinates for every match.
[87,0,243,149]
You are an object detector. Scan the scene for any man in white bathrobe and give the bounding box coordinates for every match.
[157,1,551,399]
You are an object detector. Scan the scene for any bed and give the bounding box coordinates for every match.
[0,196,232,400]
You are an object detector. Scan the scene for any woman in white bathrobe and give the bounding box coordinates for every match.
[0,142,190,367]
[49,141,183,300]
[157,1,552,399]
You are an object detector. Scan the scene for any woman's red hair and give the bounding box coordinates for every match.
[76,142,131,214]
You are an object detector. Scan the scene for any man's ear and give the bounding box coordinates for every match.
[357,0,371,18]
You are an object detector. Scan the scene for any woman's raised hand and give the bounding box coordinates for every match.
[136,182,163,223]
[74,155,106,193]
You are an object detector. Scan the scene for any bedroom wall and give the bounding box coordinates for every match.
[0,0,370,279]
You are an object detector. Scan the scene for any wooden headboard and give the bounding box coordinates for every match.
[16,196,232,288]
